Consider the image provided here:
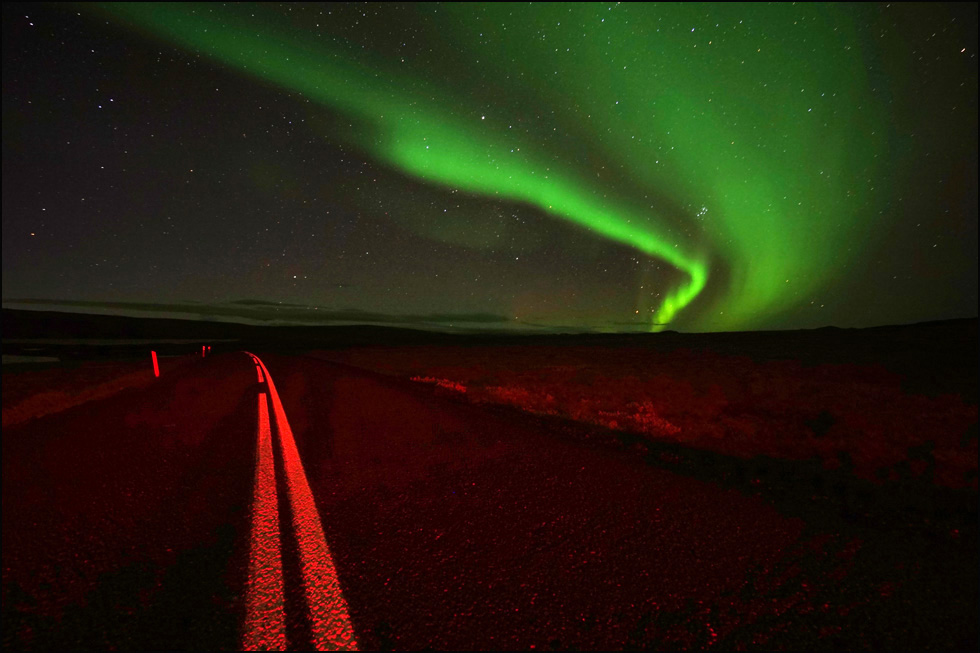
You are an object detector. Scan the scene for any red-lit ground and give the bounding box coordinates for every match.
[2,346,977,650]
[1,355,194,428]
[319,345,978,489]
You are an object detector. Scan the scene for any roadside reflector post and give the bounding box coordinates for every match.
[202,345,206,358]
[151,350,160,378]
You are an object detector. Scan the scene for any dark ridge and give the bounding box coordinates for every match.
[2,308,976,399]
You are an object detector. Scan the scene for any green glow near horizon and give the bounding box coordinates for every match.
[98,3,886,331]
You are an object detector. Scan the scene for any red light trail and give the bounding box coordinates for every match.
[243,391,287,650]
[245,353,359,651]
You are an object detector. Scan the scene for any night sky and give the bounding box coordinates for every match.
[3,2,977,332]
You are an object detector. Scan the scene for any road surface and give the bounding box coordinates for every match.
[2,351,976,649]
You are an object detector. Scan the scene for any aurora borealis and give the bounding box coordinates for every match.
[2,3,977,332]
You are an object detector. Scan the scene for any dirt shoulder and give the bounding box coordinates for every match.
[313,344,978,489]
[2,356,195,428]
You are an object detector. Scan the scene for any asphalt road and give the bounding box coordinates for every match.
[3,351,976,650]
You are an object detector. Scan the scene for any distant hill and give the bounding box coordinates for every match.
[3,306,975,364]
[1,308,448,346]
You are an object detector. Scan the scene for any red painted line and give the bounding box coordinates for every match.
[151,350,159,378]
[243,392,287,651]
[257,365,265,383]
[247,353,359,651]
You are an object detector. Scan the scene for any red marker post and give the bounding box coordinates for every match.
[202,345,206,359]
[151,350,160,378]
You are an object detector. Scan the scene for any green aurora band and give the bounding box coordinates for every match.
[97,3,888,331]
